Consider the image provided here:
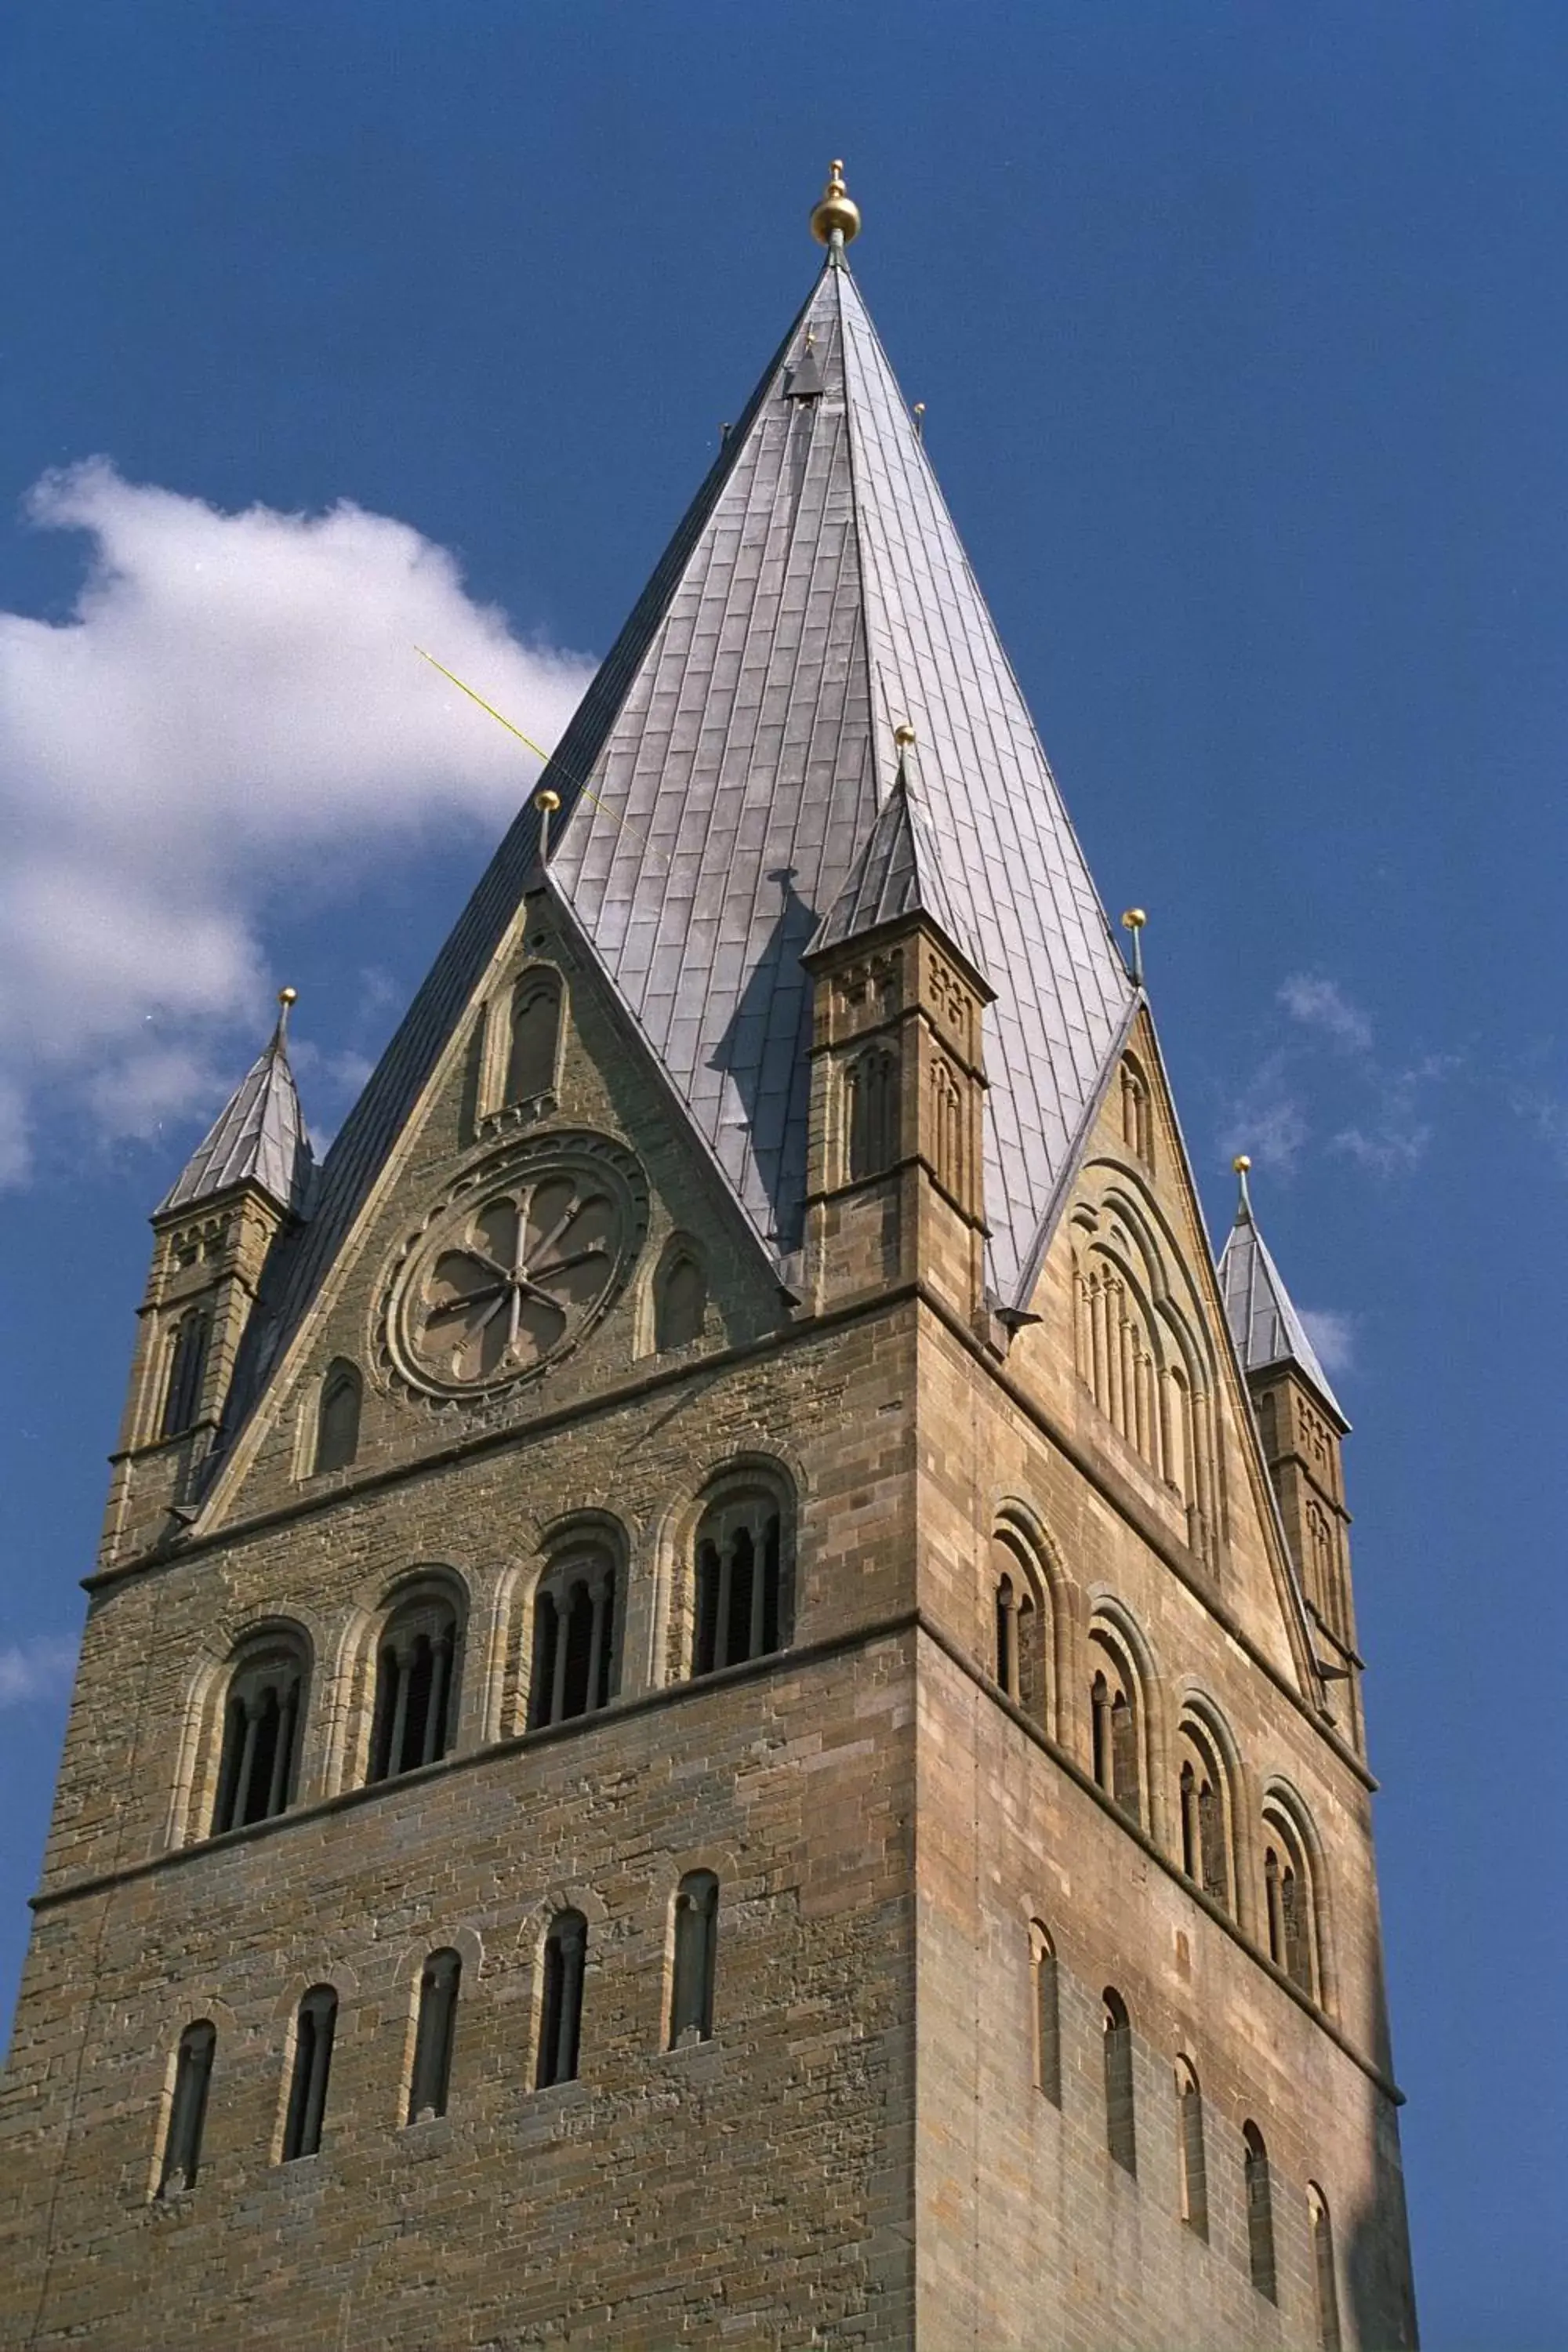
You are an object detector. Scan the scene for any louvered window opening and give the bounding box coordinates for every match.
[370,1603,458,1782]
[695,1508,782,1676]
[531,1565,615,1730]
[212,1658,303,1833]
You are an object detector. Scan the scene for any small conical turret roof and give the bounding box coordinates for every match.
[158,994,313,1217]
[1218,1162,1344,1421]
[810,750,988,982]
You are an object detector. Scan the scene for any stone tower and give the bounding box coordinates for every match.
[0,172,1417,2350]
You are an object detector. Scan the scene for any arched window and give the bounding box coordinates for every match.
[162,1307,210,1438]
[1308,2183,1343,2351]
[503,967,562,1106]
[369,1589,460,1783]
[211,1631,307,1835]
[314,1359,361,1474]
[653,1244,707,1352]
[529,1548,616,1730]
[992,1531,1047,1728]
[1102,1989,1136,2174]
[669,1870,719,2046]
[157,2020,216,2196]
[845,1044,899,1181]
[1120,1059,1152,1164]
[1089,1629,1143,1828]
[1263,1801,1319,1998]
[408,1949,461,2123]
[1176,1721,1232,1912]
[1175,2058,1207,2238]
[694,1489,786,1676]
[536,1911,587,2089]
[1029,1922,1061,2107]
[282,1985,337,2161]
[1243,2122,1277,2300]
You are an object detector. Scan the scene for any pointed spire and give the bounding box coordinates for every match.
[1218,1156,1344,1420]
[158,990,314,1218]
[811,733,989,985]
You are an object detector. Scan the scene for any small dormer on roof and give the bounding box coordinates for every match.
[1218,1157,1345,1423]
[158,990,314,1218]
[809,741,991,990]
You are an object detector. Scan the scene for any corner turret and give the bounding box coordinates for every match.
[1219,1157,1364,1748]
[100,993,313,1566]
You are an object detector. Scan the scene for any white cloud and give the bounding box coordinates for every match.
[0,1634,78,1708]
[1279,974,1374,1055]
[1218,1050,1308,1174]
[0,460,595,1180]
[1298,1308,1357,1377]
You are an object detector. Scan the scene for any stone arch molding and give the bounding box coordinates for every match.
[325,1561,475,1797]
[651,1445,804,1689]
[168,1612,320,1849]
[1069,1160,1225,1565]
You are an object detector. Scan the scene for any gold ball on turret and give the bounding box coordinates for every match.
[811,160,861,247]
[278,986,298,1007]
[534,787,561,814]
[1120,908,1147,931]
[1232,1153,1251,1174]
[894,722,916,748]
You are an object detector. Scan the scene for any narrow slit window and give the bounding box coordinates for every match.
[158,2020,216,2196]
[535,1911,587,2089]
[314,1359,361,1473]
[669,1870,718,2046]
[1102,1990,1136,2176]
[281,1985,337,2161]
[503,969,561,1106]
[1243,2122,1278,2301]
[1176,2060,1208,2238]
[654,1249,707,1351]
[162,1308,210,1438]
[1309,2185,1343,2351]
[408,1949,461,2123]
[1030,1924,1061,2107]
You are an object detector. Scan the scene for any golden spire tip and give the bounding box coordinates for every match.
[1232,1153,1251,1174]
[1120,908,1146,931]
[810,158,861,249]
[277,985,298,1007]
[894,722,916,748]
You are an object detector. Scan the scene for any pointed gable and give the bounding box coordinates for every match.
[1218,1175,1345,1422]
[159,1007,313,1217]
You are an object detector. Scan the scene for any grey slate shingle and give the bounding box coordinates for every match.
[1218,1187,1345,1422]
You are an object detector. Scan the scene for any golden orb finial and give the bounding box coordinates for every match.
[533,786,561,815]
[1120,908,1147,931]
[894,722,916,748]
[278,985,298,1007]
[1232,1153,1251,1174]
[811,159,861,249]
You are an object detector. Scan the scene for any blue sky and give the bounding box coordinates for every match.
[3,5,1565,2342]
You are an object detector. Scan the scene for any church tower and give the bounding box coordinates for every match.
[0,168,1417,2350]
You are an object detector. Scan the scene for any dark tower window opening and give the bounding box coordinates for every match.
[1243,2122,1278,2300]
[1030,1922,1061,2107]
[992,1530,1047,1727]
[212,1635,307,1835]
[1177,1724,1232,1911]
[314,1359,362,1473]
[653,1243,707,1351]
[369,1591,460,1782]
[408,1948,461,2122]
[1175,2059,1208,2238]
[1263,1805,1318,1998]
[536,1910,587,2089]
[844,1044,899,1181]
[1102,1989,1136,2175]
[530,1553,616,1729]
[1089,1632,1142,1827]
[157,2020,216,2196]
[503,967,562,1106]
[162,1307,210,1438]
[669,1870,719,2046]
[693,1490,786,1675]
[282,1985,337,2161]
[1309,2184,1343,2350]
